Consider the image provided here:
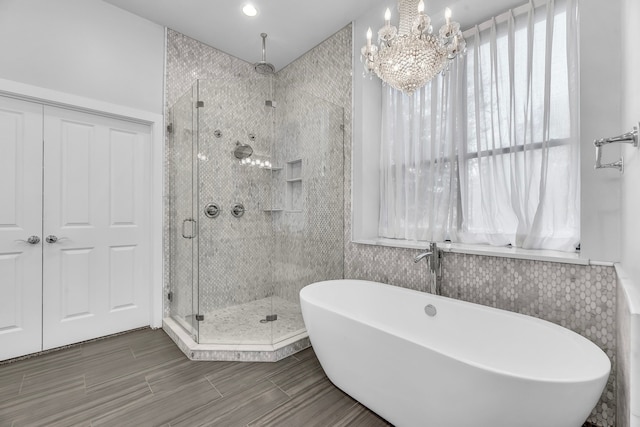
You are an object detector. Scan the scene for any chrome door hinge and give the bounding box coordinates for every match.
[195,314,204,321]
[196,101,204,108]
[167,291,173,301]
[167,123,173,134]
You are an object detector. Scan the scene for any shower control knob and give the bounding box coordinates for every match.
[204,203,221,219]
[231,203,245,218]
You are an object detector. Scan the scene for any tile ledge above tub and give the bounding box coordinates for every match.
[351,238,612,266]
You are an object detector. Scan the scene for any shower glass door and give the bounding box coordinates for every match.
[195,77,276,345]
[270,90,345,345]
[168,84,200,342]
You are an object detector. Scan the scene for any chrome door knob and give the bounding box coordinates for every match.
[45,235,58,243]
[26,235,40,244]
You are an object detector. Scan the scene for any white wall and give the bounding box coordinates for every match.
[352,0,623,263]
[620,0,640,282]
[620,0,640,422]
[0,0,165,114]
[351,1,393,241]
[579,0,623,262]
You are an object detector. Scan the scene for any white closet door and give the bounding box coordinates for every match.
[42,106,152,349]
[0,96,43,360]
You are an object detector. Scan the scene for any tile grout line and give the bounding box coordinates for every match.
[205,376,223,398]
[17,373,25,396]
[145,379,154,395]
[267,377,291,398]
[86,355,184,390]
[243,382,293,427]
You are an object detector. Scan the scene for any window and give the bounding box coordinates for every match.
[378,0,579,252]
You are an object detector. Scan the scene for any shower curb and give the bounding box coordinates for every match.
[162,317,310,362]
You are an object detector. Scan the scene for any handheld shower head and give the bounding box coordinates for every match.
[254,33,275,75]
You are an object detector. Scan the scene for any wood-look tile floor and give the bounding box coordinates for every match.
[0,328,390,427]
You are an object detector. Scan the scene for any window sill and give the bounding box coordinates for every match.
[351,238,608,266]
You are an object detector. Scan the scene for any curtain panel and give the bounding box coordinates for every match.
[379,0,580,252]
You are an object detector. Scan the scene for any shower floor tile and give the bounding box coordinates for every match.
[198,297,305,345]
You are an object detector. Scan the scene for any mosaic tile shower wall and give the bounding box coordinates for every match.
[271,26,352,302]
[270,92,345,303]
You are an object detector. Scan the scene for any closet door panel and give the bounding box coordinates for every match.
[43,106,151,349]
[0,96,43,360]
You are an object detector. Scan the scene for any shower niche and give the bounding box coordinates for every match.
[285,159,302,212]
[165,78,344,361]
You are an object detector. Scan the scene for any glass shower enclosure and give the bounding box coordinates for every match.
[167,77,344,351]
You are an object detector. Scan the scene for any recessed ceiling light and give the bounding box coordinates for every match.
[242,4,258,17]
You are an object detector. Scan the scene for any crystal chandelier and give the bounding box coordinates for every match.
[361,0,466,94]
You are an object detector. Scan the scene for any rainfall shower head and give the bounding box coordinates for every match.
[254,33,275,75]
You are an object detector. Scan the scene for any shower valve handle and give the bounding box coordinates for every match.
[231,203,245,218]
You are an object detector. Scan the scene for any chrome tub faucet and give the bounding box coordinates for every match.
[414,242,442,295]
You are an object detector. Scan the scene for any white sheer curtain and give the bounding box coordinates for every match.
[379,0,580,252]
[378,75,461,241]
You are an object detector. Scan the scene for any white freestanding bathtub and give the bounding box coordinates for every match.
[300,280,610,427]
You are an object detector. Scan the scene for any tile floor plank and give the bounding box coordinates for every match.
[0,375,86,426]
[169,379,289,427]
[332,403,393,427]
[91,377,221,427]
[205,356,299,397]
[267,355,326,396]
[10,376,150,427]
[247,377,362,427]
[146,358,232,395]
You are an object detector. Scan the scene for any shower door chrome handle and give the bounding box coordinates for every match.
[181,219,197,239]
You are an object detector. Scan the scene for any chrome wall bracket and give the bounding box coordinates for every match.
[594,124,638,173]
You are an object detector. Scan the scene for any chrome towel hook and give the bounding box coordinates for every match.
[593,124,638,173]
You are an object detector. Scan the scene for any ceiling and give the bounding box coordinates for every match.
[103,0,525,72]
